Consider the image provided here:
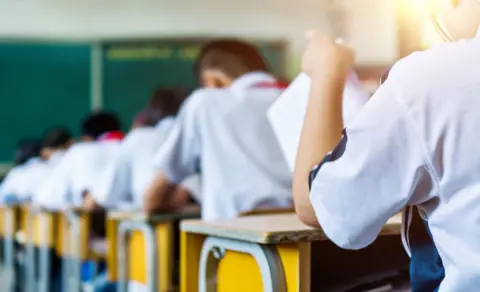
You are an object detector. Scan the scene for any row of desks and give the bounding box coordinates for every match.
[0,205,407,292]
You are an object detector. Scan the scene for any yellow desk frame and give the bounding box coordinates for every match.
[108,206,200,292]
[58,209,105,292]
[180,213,403,292]
[1,205,19,292]
[23,207,58,292]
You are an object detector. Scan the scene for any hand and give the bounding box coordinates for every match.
[302,30,355,78]
[83,193,100,211]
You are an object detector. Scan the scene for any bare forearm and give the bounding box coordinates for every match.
[293,70,346,226]
[144,173,173,213]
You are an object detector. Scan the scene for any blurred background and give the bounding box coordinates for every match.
[0,0,441,174]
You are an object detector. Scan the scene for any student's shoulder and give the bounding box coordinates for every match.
[4,165,25,179]
[121,127,155,148]
[64,142,103,160]
[184,88,230,111]
[68,142,99,154]
[390,40,477,94]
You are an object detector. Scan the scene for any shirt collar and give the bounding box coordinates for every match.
[155,116,175,131]
[98,131,125,142]
[230,72,276,92]
[476,26,480,38]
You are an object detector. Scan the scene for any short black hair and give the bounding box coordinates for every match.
[81,111,121,140]
[139,88,189,126]
[14,138,41,166]
[42,127,72,149]
[195,39,269,81]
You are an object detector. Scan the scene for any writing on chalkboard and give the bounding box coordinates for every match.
[177,46,201,60]
[107,46,173,60]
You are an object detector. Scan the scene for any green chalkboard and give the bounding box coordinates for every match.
[102,41,285,129]
[0,43,91,162]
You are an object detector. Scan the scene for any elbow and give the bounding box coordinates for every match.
[292,180,320,228]
[295,206,320,228]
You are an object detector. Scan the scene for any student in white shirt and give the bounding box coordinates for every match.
[35,112,123,210]
[144,39,293,220]
[293,1,480,290]
[86,88,199,210]
[0,139,43,203]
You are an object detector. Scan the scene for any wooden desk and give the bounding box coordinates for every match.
[107,205,200,292]
[180,213,404,292]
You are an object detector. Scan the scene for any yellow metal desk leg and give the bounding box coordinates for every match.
[180,232,205,292]
[118,221,174,292]
[184,237,312,292]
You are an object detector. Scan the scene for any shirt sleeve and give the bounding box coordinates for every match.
[180,175,202,203]
[309,79,436,250]
[92,149,132,208]
[153,92,203,184]
[0,168,22,200]
[34,153,73,209]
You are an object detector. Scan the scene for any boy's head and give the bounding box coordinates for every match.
[133,88,188,128]
[80,111,121,141]
[433,0,480,41]
[41,127,73,160]
[14,139,41,166]
[195,39,270,88]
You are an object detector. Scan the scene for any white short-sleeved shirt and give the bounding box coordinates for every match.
[154,72,293,221]
[0,157,46,201]
[35,141,120,209]
[309,31,480,291]
[93,118,201,209]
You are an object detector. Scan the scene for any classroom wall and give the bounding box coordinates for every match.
[0,0,398,70]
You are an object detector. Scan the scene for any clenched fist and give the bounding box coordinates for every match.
[301,30,355,79]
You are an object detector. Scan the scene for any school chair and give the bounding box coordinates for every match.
[58,208,107,292]
[108,205,200,292]
[23,206,59,292]
[2,205,20,292]
[180,213,405,292]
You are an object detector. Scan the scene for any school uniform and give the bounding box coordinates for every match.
[407,206,444,292]
[93,118,200,209]
[154,72,293,221]
[35,140,121,210]
[308,30,480,291]
[0,157,46,203]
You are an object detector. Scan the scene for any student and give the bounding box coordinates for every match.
[144,39,292,220]
[34,112,123,209]
[0,139,43,203]
[293,1,480,290]
[86,88,197,210]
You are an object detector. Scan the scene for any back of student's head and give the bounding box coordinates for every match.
[81,111,121,141]
[14,138,41,166]
[133,88,188,127]
[195,39,270,88]
[42,127,73,150]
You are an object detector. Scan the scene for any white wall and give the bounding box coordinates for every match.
[0,0,398,71]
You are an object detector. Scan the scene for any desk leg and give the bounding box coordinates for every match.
[25,211,36,292]
[62,211,82,292]
[4,209,16,292]
[117,221,157,292]
[38,213,52,292]
[198,237,286,292]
